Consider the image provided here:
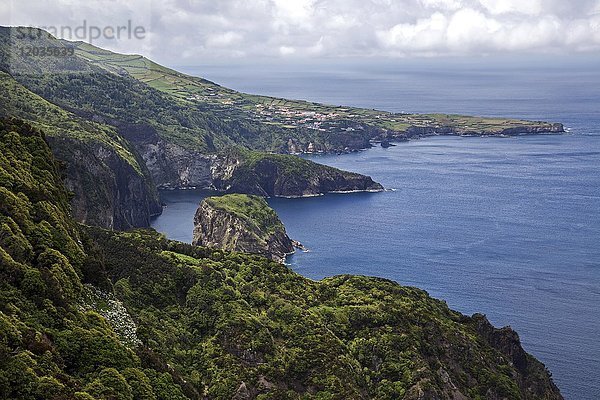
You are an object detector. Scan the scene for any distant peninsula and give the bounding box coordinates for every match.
[0,26,563,231]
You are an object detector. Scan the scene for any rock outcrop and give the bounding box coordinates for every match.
[222,153,384,197]
[193,194,295,262]
[471,313,563,398]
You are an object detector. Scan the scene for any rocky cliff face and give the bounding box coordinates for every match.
[117,123,232,189]
[123,128,384,198]
[47,136,162,230]
[471,313,563,399]
[192,194,295,263]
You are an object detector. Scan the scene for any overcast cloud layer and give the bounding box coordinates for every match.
[2,0,600,63]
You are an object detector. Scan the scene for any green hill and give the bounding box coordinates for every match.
[0,27,387,229]
[71,38,564,149]
[0,117,562,399]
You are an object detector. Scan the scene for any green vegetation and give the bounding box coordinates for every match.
[243,151,369,180]
[2,27,563,160]
[205,194,284,235]
[0,118,185,399]
[0,71,143,173]
[84,227,560,400]
[0,26,384,228]
[0,117,561,399]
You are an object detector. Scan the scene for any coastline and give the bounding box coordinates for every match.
[296,125,566,157]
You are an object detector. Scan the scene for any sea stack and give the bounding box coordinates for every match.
[192,194,296,263]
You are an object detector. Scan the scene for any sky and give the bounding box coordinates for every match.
[2,0,600,65]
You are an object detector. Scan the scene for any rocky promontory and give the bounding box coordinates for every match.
[193,194,296,262]
[221,152,384,197]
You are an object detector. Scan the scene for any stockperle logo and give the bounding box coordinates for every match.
[14,21,147,44]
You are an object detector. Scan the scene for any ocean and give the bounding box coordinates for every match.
[151,59,600,399]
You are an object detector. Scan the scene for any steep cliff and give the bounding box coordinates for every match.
[193,194,295,262]
[48,136,162,230]
[116,123,242,190]
[471,314,563,398]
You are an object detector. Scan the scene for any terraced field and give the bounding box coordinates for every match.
[72,41,561,141]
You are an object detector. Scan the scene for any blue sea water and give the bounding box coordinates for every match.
[153,60,600,399]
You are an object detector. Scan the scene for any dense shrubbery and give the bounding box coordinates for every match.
[83,226,560,399]
[0,118,561,399]
[0,119,184,399]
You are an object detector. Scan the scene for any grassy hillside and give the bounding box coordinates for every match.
[0,118,561,399]
[3,27,563,158]
[71,40,563,143]
[0,69,141,173]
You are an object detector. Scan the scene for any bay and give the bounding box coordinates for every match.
[152,60,600,399]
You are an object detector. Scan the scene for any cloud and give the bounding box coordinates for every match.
[378,12,449,52]
[205,31,243,48]
[478,0,543,15]
[1,0,600,63]
[420,0,463,11]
